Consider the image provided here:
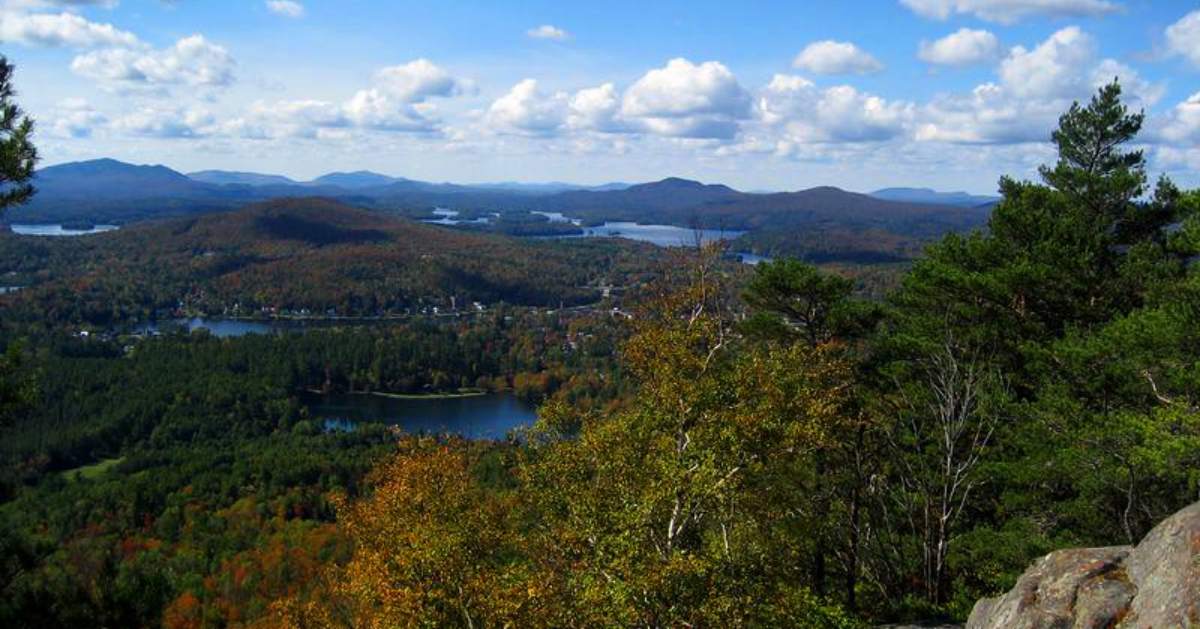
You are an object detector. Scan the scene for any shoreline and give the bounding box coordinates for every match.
[302,387,491,400]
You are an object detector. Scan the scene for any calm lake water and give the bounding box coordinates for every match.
[559,222,745,247]
[10,224,119,236]
[422,208,493,225]
[136,318,277,337]
[134,317,393,337]
[301,391,537,440]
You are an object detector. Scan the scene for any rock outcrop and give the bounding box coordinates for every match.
[967,502,1200,628]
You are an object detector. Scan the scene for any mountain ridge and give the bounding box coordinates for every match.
[870,186,1000,207]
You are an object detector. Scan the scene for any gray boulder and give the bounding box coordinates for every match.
[967,501,1200,628]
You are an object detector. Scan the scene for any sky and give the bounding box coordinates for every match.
[1,0,1199,193]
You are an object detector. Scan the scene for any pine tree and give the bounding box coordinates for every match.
[0,56,37,214]
[1038,79,1145,219]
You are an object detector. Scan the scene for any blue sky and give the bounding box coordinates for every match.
[2,0,1199,193]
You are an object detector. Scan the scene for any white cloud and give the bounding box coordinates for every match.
[568,83,627,132]
[342,89,439,132]
[220,61,469,139]
[0,10,139,48]
[916,82,1056,143]
[527,24,569,41]
[71,34,235,87]
[1157,92,1200,145]
[1165,10,1200,68]
[998,26,1094,99]
[621,58,751,139]
[916,27,1160,145]
[236,99,347,138]
[265,0,304,18]
[757,74,913,143]
[792,41,883,75]
[374,59,472,102]
[46,98,107,138]
[487,79,568,136]
[900,0,1120,24]
[919,28,1000,66]
[113,105,215,138]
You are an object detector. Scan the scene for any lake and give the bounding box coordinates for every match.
[136,318,277,337]
[300,390,537,440]
[422,208,493,225]
[556,222,745,247]
[133,317,392,338]
[10,224,119,236]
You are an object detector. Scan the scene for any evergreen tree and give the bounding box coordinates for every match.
[0,56,37,214]
[1039,80,1145,220]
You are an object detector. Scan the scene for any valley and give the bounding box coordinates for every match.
[2,11,1199,623]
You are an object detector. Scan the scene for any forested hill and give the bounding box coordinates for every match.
[527,177,986,230]
[17,158,987,233]
[0,197,665,325]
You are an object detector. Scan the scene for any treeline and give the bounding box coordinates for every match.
[252,82,1200,626]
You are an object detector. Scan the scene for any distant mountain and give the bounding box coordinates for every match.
[8,159,993,263]
[11,159,348,224]
[529,179,991,262]
[33,158,204,199]
[536,177,743,214]
[472,181,632,194]
[309,171,404,189]
[870,187,999,207]
[188,170,298,186]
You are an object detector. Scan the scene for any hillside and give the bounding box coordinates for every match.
[7,159,991,263]
[526,178,990,262]
[0,197,664,325]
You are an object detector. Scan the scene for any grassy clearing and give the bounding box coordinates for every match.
[62,457,125,482]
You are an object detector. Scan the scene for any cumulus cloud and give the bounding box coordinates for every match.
[527,24,569,41]
[487,79,568,136]
[1165,10,1200,68]
[998,26,1094,99]
[0,10,140,48]
[1157,92,1200,145]
[71,34,235,87]
[113,105,216,138]
[900,0,1121,24]
[46,97,107,138]
[919,28,1000,66]
[792,41,883,75]
[621,58,751,138]
[265,0,304,18]
[233,99,347,138]
[916,27,1160,144]
[342,89,440,132]
[568,83,628,132]
[757,74,913,143]
[374,59,473,102]
[222,60,469,139]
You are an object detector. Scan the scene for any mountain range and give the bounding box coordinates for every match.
[6,158,992,262]
[869,187,1000,207]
